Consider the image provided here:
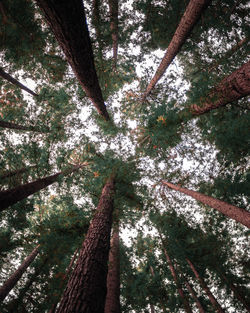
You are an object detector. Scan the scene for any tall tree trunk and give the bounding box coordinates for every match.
[190,60,250,114]
[56,176,115,313]
[142,0,211,101]
[0,165,81,211]
[36,0,110,121]
[105,215,120,313]
[108,0,119,70]
[0,245,40,302]
[0,120,48,133]
[92,0,104,63]
[0,167,31,181]
[0,68,38,97]
[162,181,250,228]
[185,281,206,313]
[149,266,167,313]
[150,303,156,313]
[186,258,225,313]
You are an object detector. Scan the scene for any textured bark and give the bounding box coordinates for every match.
[0,165,80,210]
[142,0,211,101]
[191,60,250,114]
[162,181,250,228]
[0,120,48,132]
[56,177,115,313]
[105,219,120,313]
[0,68,38,96]
[108,0,119,70]
[185,281,206,313]
[186,258,225,313]
[36,0,110,121]
[0,245,40,302]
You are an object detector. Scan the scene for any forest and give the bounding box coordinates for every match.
[0,0,249,312]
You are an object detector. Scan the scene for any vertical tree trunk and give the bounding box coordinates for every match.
[0,165,81,211]
[108,0,119,70]
[149,266,167,313]
[162,181,250,228]
[92,0,104,62]
[105,215,120,313]
[0,120,48,132]
[150,303,156,313]
[142,0,211,101]
[185,281,206,313]
[186,258,225,313]
[190,60,250,114]
[0,68,38,96]
[56,176,115,313]
[0,245,40,302]
[36,0,110,121]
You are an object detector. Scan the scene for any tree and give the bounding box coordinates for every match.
[108,0,119,70]
[0,120,48,132]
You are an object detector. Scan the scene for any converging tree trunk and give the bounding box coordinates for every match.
[186,258,225,313]
[162,181,250,228]
[57,176,115,313]
[36,0,110,121]
[0,120,48,133]
[0,167,31,181]
[0,245,40,302]
[0,68,38,97]
[185,281,206,313]
[190,60,250,114]
[108,0,119,70]
[142,0,211,101]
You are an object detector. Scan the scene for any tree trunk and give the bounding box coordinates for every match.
[0,120,48,132]
[0,165,81,211]
[186,258,225,313]
[149,266,167,313]
[162,181,250,228]
[36,0,110,121]
[0,167,30,181]
[185,281,206,313]
[108,0,119,70]
[105,217,120,313]
[190,60,250,114]
[56,176,115,313]
[0,68,38,97]
[150,303,156,313]
[92,0,104,62]
[0,245,40,302]
[142,0,211,101]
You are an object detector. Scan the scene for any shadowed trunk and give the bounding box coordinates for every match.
[185,281,206,313]
[108,0,119,70]
[186,258,225,313]
[162,181,250,228]
[142,0,211,101]
[36,0,110,121]
[149,266,167,313]
[0,245,40,302]
[0,68,38,96]
[0,167,31,181]
[190,60,250,114]
[0,120,48,133]
[56,176,115,313]
[92,0,104,62]
[150,303,155,313]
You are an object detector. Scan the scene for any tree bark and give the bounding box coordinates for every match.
[0,68,38,97]
[0,245,40,302]
[186,258,225,313]
[108,0,119,70]
[36,0,110,121]
[0,165,81,211]
[185,281,206,313]
[190,60,250,114]
[162,181,250,228]
[105,217,120,313]
[56,176,115,313]
[0,120,48,133]
[142,0,211,101]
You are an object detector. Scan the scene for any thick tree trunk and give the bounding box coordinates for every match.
[0,245,40,302]
[0,68,38,96]
[0,120,48,132]
[191,60,250,114]
[108,0,119,70]
[36,0,110,121]
[105,218,120,313]
[162,181,250,228]
[186,258,225,313]
[185,281,206,313]
[0,165,80,211]
[56,176,115,313]
[142,0,211,101]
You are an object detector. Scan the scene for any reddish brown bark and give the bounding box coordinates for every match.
[162,181,250,228]
[191,60,250,114]
[186,258,225,313]
[142,0,211,101]
[105,219,120,313]
[36,0,110,121]
[0,68,38,96]
[185,281,206,313]
[56,177,115,313]
[0,120,48,132]
[0,245,40,302]
[108,0,119,70]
